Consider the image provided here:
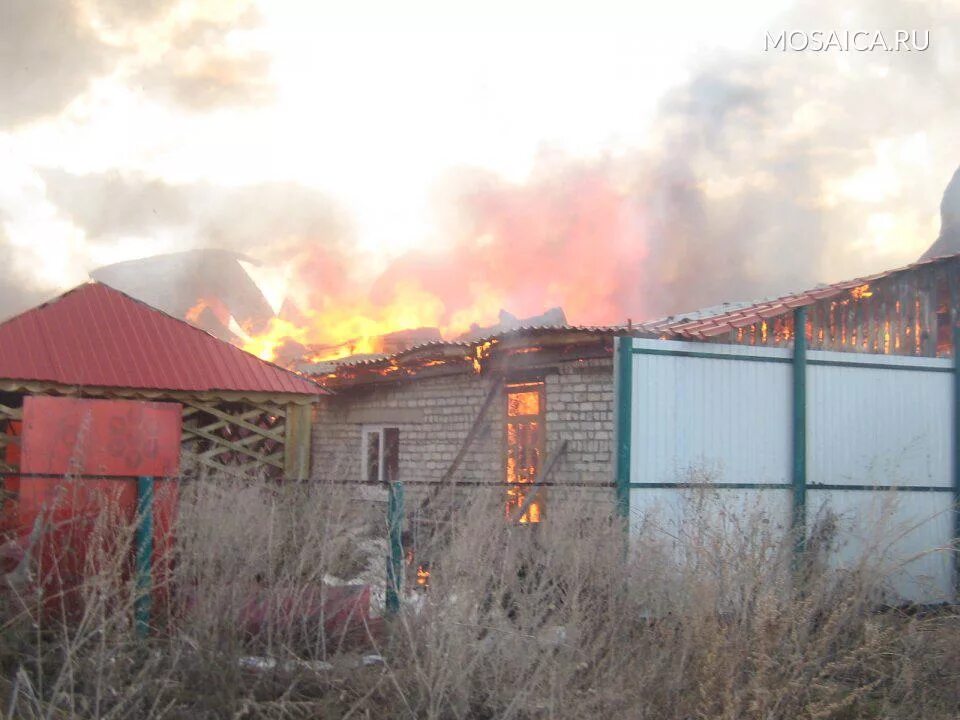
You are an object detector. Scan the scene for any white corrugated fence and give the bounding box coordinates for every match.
[615,332,957,603]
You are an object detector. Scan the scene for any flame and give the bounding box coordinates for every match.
[850,283,873,300]
[241,317,311,360]
[186,296,232,327]
[416,564,430,587]
[505,382,544,524]
[472,340,495,373]
[241,280,485,362]
[231,163,647,364]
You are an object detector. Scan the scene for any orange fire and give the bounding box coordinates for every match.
[227,164,648,364]
[416,564,430,587]
[505,382,544,524]
[241,281,490,363]
[850,283,873,300]
[186,297,232,327]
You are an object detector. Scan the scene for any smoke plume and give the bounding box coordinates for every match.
[11,0,960,353]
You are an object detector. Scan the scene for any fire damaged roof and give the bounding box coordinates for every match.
[303,323,649,388]
[303,323,638,372]
[0,282,326,396]
[309,251,960,387]
[647,251,960,339]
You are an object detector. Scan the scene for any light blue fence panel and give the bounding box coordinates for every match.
[619,336,957,604]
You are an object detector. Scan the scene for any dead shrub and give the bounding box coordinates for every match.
[0,473,957,719]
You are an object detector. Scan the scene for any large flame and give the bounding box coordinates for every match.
[237,163,648,363]
[241,280,480,362]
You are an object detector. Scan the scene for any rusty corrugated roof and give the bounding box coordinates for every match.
[306,324,638,374]
[0,282,326,396]
[310,252,960,377]
[647,251,960,339]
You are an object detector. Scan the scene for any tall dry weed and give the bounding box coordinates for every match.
[0,474,957,719]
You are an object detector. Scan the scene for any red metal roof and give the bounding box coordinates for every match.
[0,282,326,396]
[645,251,960,339]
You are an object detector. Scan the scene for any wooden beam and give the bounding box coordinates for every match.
[0,381,322,405]
[183,401,285,441]
[509,440,568,524]
[181,423,285,468]
[185,427,275,452]
[182,412,285,444]
[284,402,313,480]
[0,403,22,420]
[414,377,505,515]
[441,377,504,484]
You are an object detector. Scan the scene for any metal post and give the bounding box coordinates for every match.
[792,308,808,555]
[953,326,960,597]
[385,481,404,615]
[615,336,633,523]
[135,475,154,638]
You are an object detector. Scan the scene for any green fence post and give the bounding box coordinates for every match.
[386,481,404,615]
[792,308,808,556]
[615,336,633,523]
[135,475,154,638]
[953,326,960,597]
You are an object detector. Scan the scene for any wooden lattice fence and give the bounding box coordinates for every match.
[0,386,314,480]
[180,400,309,479]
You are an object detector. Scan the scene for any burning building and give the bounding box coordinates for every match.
[78,166,960,530]
[90,249,275,343]
[311,324,626,520]
[307,249,960,526]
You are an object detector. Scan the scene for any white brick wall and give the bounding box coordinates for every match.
[312,359,616,510]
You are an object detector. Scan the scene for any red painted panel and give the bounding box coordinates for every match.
[21,396,182,477]
[10,398,183,616]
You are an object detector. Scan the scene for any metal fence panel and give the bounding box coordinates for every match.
[807,488,954,602]
[620,337,957,604]
[631,340,793,487]
[807,352,952,488]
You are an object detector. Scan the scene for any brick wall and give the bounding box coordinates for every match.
[312,358,616,511]
[545,358,615,488]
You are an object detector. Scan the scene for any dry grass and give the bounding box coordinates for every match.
[0,475,958,719]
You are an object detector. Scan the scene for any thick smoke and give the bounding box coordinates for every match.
[16,0,960,341]
[40,169,351,260]
[365,0,960,324]
[0,0,270,128]
[127,4,272,110]
[921,167,960,259]
[0,219,53,321]
[39,168,356,330]
[370,160,649,326]
[0,0,113,127]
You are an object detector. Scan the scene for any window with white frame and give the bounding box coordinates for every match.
[362,426,400,483]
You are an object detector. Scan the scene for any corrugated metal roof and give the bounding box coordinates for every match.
[647,251,960,339]
[311,324,636,372]
[310,252,960,376]
[0,282,326,396]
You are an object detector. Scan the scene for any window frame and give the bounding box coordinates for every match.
[504,379,547,523]
[361,425,400,484]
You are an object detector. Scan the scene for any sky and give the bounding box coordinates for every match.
[1,0,959,330]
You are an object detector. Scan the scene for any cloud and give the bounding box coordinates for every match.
[0,0,271,129]
[39,169,352,261]
[123,3,273,110]
[0,0,113,127]
[12,0,960,338]
[384,0,960,324]
[0,219,56,321]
